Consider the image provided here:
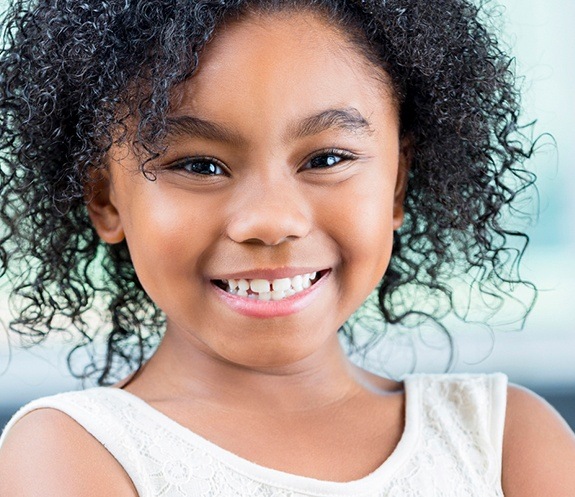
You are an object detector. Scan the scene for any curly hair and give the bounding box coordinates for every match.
[0,0,536,384]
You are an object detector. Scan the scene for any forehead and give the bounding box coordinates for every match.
[171,10,397,131]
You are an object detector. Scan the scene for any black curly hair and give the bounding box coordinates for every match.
[0,0,537,384]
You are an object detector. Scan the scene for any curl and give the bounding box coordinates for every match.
[0,0,538,383]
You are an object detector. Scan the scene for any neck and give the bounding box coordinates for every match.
[127,325,367,414]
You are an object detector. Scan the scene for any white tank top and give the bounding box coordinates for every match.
[1,373,507,496]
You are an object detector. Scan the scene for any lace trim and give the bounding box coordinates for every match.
[0,373,507,497]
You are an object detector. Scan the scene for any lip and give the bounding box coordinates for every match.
[210,267,327,281]
[211,269,331,318]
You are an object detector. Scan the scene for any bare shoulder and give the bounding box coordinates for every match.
[0,407,137,497]
[502,384,575,497]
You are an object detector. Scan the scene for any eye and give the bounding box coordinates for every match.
[301,149,358,171]
[310,154,342,168]
[167,157,227,176]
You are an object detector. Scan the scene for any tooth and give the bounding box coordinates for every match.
[285,289,296,297]
[309,272,317,280]
[248,294,257,299]
[237,289,248,297]
[292,275,303,291]
[302,274,311,289]
[257,292,271,301]
[238,279,249,291]
[228,279,238,290]
[271,290,285,301]
[250,279,270,293]
[272,278,291,292]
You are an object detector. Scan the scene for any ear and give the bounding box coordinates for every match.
[392,134,412,231]
[85,168,125,244]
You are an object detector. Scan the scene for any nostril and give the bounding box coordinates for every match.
[248,234,300,246]
[242,237,272,245]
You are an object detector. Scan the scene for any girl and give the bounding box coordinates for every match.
[0,0,574,495]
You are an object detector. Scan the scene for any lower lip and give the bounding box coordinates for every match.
[211,271,330,318]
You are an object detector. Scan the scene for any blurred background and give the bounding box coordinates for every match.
[1,0,574,430]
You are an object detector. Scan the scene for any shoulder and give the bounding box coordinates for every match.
[0,402,137,497]
[502,384,575,497]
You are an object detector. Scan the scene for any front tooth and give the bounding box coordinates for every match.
[292,275,303,291]
[250,279,271,293]
[272,278,291,292]
[238,279,249,291]
[271,290,285,301]
[258,292,271,301]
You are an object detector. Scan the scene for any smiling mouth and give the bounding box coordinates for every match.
[212,270,328,302]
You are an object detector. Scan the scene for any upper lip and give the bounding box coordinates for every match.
[210,267,329,281]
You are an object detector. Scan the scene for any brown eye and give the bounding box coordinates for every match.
[309,154,342,168]
[302,149,358,170]
[170,157,227,176]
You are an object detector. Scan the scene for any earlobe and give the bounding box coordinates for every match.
[392,135,412,231]
[85,168,125,244]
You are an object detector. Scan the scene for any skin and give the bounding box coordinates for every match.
[1,10,575,497]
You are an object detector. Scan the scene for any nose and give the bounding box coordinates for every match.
[226,175,312,246]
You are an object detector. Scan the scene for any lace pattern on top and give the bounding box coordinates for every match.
[0,373,507,497]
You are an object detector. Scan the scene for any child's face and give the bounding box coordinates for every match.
[88,11,409,369]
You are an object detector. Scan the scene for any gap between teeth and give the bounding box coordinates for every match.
[221,272,318,301]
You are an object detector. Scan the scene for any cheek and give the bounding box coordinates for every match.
[120,189,218,297]
[331,177,395,262]
[319,170,397,307]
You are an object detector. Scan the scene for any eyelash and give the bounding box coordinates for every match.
[166,156,228,177]
[301,149,358,171]
[166,148,358,176]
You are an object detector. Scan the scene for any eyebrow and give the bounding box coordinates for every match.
[164,106,373,144]
[289,107,373,140]
[165,115,243,145]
